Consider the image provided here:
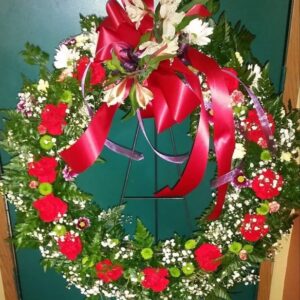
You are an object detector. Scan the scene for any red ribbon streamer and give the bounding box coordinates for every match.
[60,104,118,173]
[60,0,235,220]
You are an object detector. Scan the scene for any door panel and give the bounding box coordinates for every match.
[0,1,290,299]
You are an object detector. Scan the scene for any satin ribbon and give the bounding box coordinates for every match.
[137,110,189,164]
[211,71,276,189]
[80,48,189,163]
[60,0,236,220]
[152,49,235,220]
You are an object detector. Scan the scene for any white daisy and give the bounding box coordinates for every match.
[183,19,214,47]
[54,44,80,71]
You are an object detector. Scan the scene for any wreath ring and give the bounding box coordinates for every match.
[1,1,299,299]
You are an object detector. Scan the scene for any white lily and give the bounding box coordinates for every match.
[183,19,214,47]
[135,82,153,109]
[124,0,147,29]
[160,0,184,39]
[139,35,179,58]
[102,79,128,106]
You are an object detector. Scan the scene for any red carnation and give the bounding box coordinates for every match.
[222,67,239,93]
[141,267,169,293]
[95,259,123,283]
[252,169,284,200]
[76,56,90,81]
[58,232,82,261]
[245,109,275,148]
[28,157,58,183]
[194,243,222,272]
[75,56,105,86]
[33,194,68,222]
[240,214,269,242]
[39,103,67,136]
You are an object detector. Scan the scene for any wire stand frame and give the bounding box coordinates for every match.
[119,123,193,242]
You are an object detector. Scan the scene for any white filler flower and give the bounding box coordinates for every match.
[232,143,246,160]
[183,19,214,47]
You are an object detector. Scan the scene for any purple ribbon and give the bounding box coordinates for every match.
[222,69,275,151]
[211,168,240,189]
[136,110,189,164]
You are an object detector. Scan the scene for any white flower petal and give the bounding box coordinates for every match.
[183,19,214,47]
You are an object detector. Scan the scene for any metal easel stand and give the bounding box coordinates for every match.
[119,123,193,242]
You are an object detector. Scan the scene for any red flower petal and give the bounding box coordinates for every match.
[245,109,275,148]
[194,243,222,272]
[240,214,269,242]
[33,194,68,222]
[252,169,283,200]
[58,232,82,261]
[39,103,67,136]
[28,157,58,183]
[141,267,169,292]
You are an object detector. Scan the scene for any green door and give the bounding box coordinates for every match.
[0,0,290,299]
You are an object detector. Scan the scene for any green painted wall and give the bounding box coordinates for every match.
[0,1,290,299]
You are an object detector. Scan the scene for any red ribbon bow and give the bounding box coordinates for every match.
[60,0,235,220]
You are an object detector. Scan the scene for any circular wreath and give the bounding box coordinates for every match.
[1,0,299,299]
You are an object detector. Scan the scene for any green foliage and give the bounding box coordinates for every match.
[79,14,102,31]
[0,2,299,299]
[58,182,92,203]
[133,219,154,248]
[21,42,49,78]
[203,14,255,65]
[14,211,41,249]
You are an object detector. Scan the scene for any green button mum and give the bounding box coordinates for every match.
[229,242,242,254]
[60,90,73,105]
[260,150,272,161]
[256,202,270,215]
[38,182,53,195]
[243,244,254,254]
[39,135,54,150]
[184,239,197,250]
[53,225,67,237]
[182,263,195,276]
[169,267,181,278]
[140,248,153,260]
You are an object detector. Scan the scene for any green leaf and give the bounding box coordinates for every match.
[134,219,154,248]
[214,287,232,300]
[138,32,152,46]
[122,83,139,120]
